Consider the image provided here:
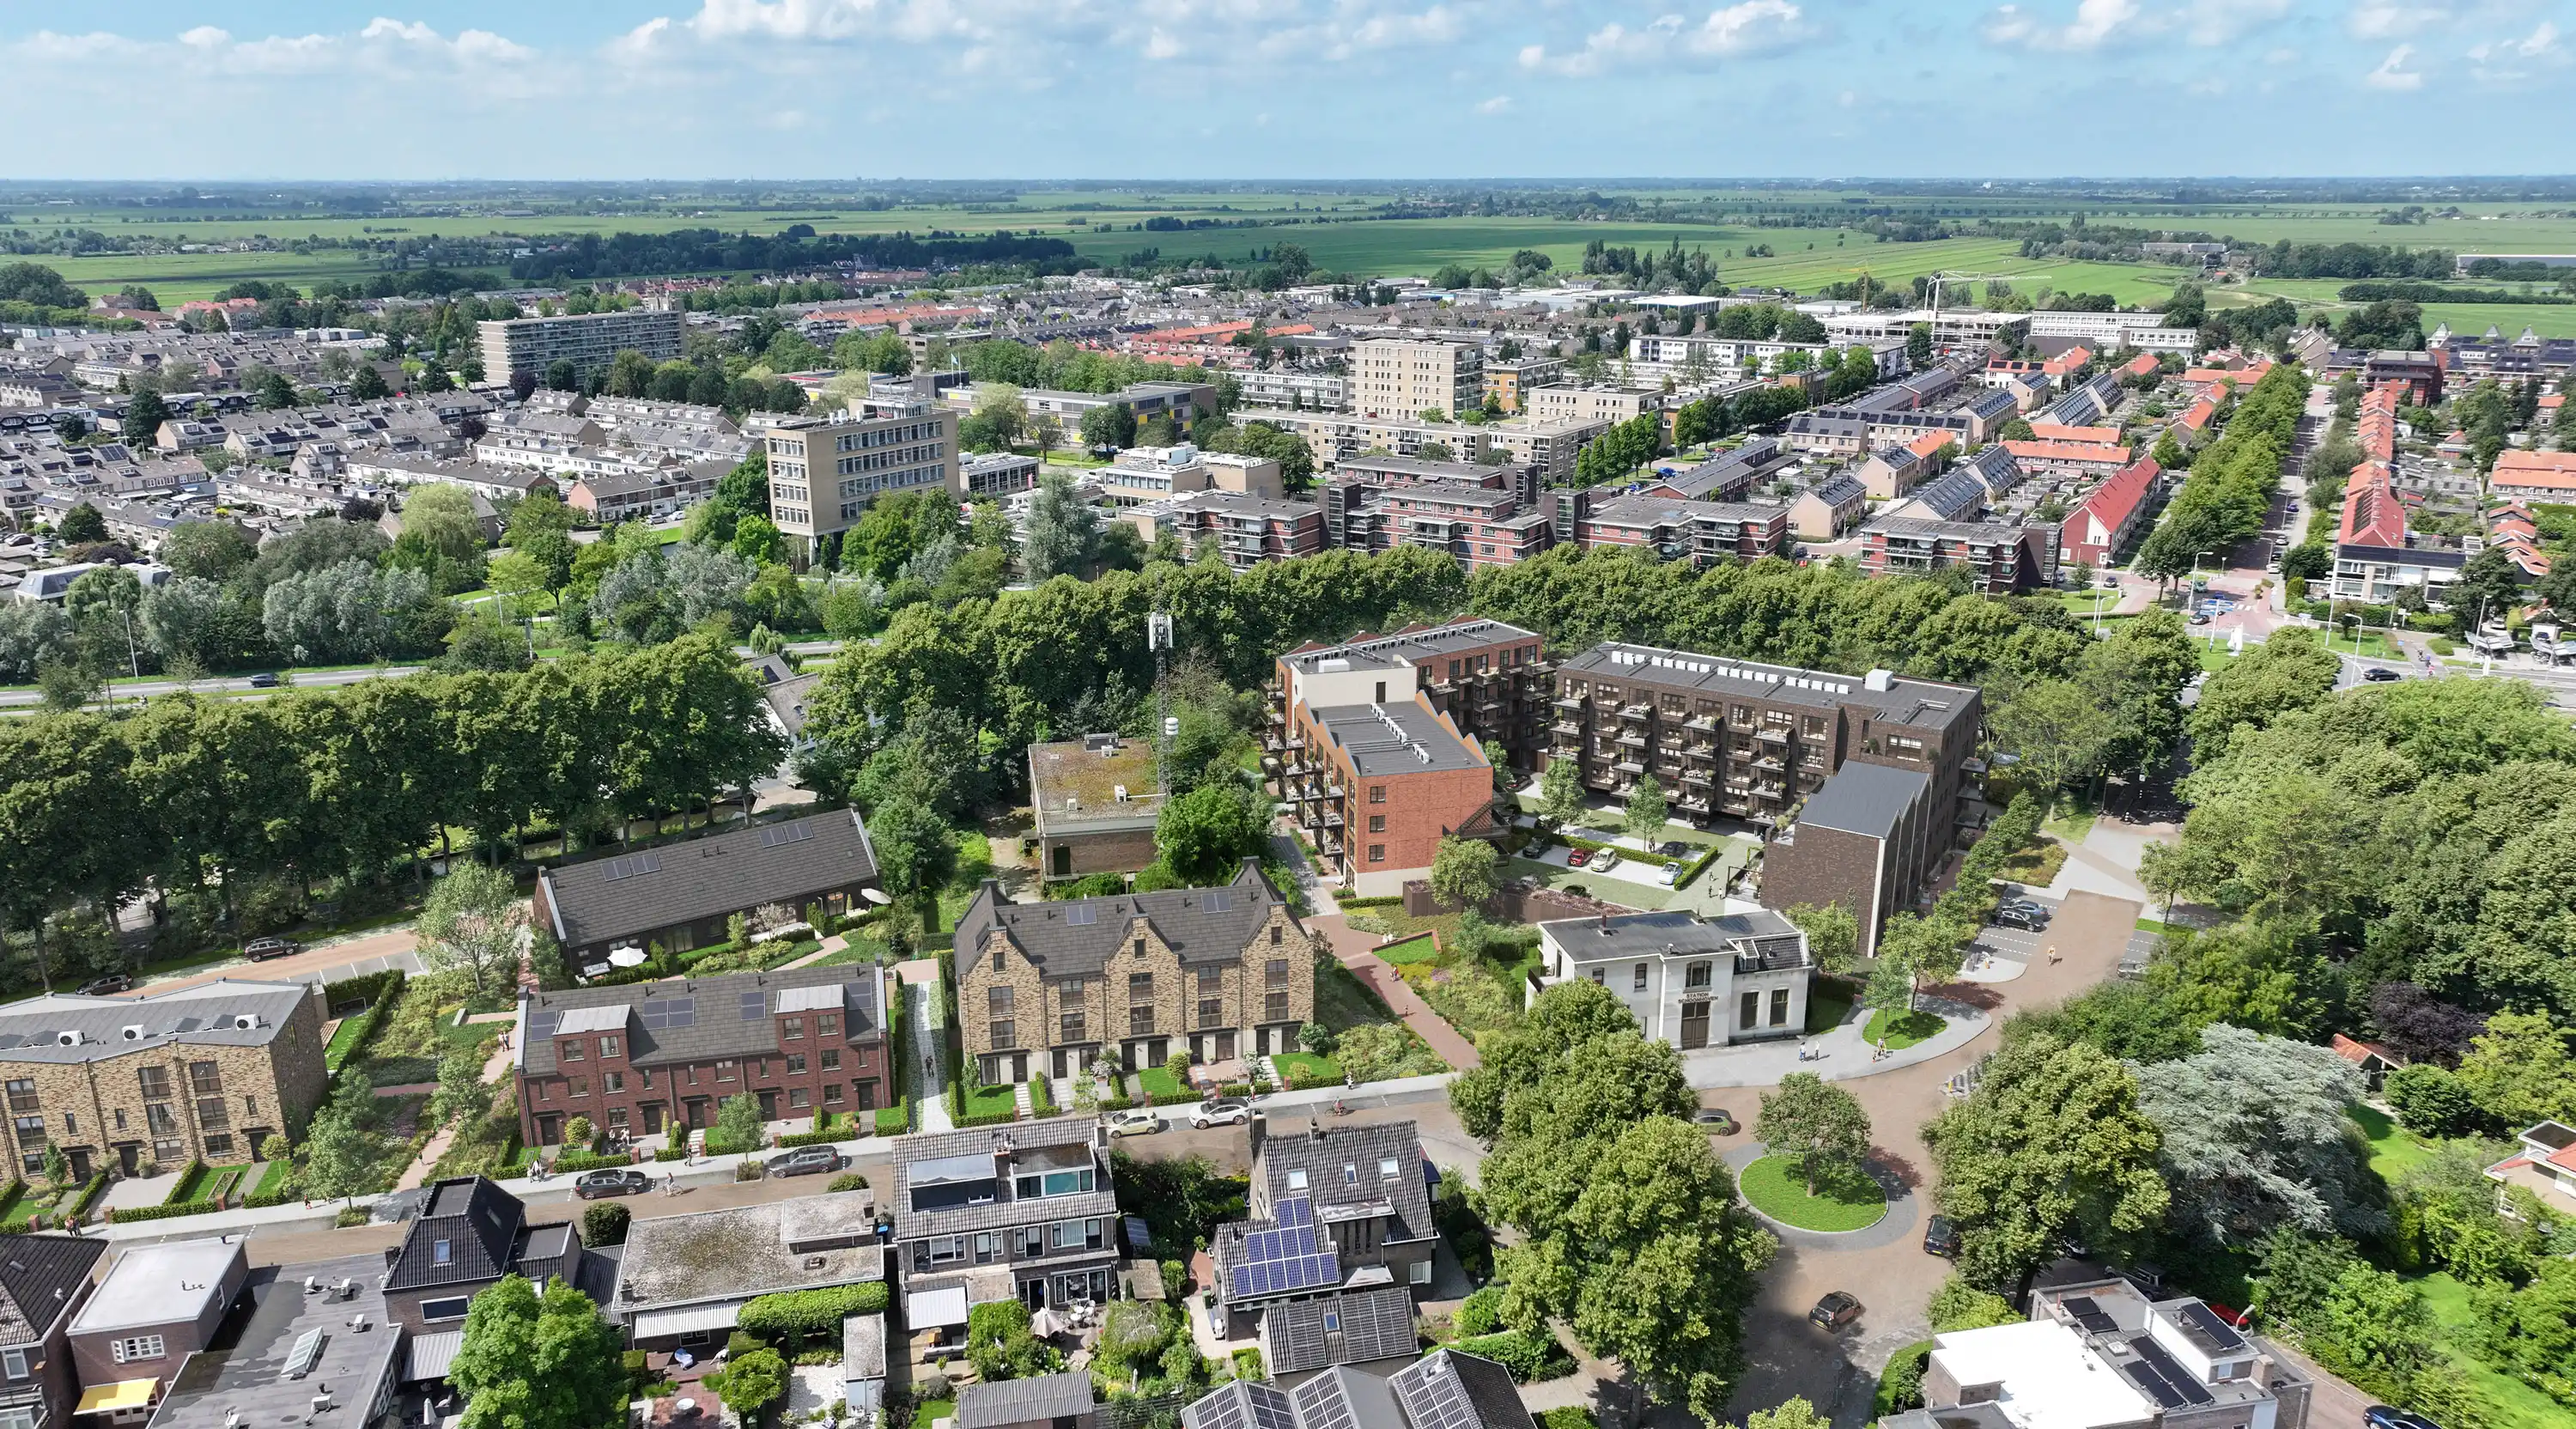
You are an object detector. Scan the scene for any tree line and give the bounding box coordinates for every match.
[2134,362,2307,581]
[507,228,1081,283]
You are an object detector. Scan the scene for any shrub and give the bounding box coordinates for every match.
[582,1201,631,1247]
[738,1283,892,1352]
[1450,1329,1571,1383]
[1161,1259,1188,1300]
[827,1171,869,1193]
[1879,1344,1930,1414]
[708,1347,787,1417]
[1453,1286,1505,1338]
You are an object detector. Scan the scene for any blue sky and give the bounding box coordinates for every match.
[3,0,2573,180]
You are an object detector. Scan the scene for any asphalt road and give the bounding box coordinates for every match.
[0,665,428,708]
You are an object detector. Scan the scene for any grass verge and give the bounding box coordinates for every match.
[1739,1154,1888,1232]
[1863,1006,1947,1049]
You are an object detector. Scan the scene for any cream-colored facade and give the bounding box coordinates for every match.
[1352,338,1484,420]
[753,397,960,559]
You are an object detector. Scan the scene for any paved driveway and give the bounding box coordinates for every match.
[116,928,426,1000]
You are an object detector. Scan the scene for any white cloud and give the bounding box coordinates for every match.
[1475,93,1513,112]
[1985,0,2288,50]
[1984,0,2139,50]
[2469,18,2557,59]
[2364,41,2424,86]
[1145,26,1183,58]
[1688,0,1807,54]
[2176,0,2291,46]
[2350,0,2445,40]
[1521,1,1807,73]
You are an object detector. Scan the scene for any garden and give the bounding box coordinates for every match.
[1267,952,1449,1089]
[1341,902,1544,1050]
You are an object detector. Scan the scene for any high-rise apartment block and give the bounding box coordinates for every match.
[753,395,960,561]
[477,309,684,387]
[1351,339,1483,420]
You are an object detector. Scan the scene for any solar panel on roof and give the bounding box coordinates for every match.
[1205,890,1230,912]
[2178,1300,2250,1354]
[740,991,768,1020]
[759,821,816,848]
[638,852,661,874]
[2130,1337,2214,1406]
[1228,1195,1340,1300]
[1292,1377,1358,1429]
[2123,1358,2184,1411]
[527,1012,562,1041]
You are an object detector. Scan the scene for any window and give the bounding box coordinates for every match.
[717,1061,737,1082]
[244,1096,258,1117]
[1632,963,1649,991]
[1770,988,1791,1026]
[606,1108,629,1131]
[1589,968,1606,985]
[568,1078,590,1098]
[819,1014,840,1037]
[823,1084,843,1104]
[188,1061,222,1094]
[1265,958,1289,988]
[782,1018,804,1040]
[1409,1259,1433,1286]
[1887,735,1924,758]
[1286,1169,1308,1191]
[927,1236,966,1266]
[433,1238,454,1265]
[1270,926,1282,946]
[1196,997,1222,1028]
[1368,786,1386,804]
[1196,966,1221,993]
[1686,962,1712,989]
[1059,977,1084,1000]
[821,1049,841,1071]
[153,1138,182,1163]
[992,946,1006,973]
[113,1109,126,1130]
[1368,815,1386,833]
[1060,1009,1086,1042]
[1367,844,1385,863]
[605,1072,625,1094]
[2,1083,32,1115]
[788,1087,810,1110]
[196,1097,229,1130]
[598,1036,622,1059]
[559,1039,584,1061]
[1264,992,1290,1022]
[0,1403,30,1429]
[137,1067,170,1099]
[60,1114,73,1135]
[110,1335,165,1364]
[1741,991,1761,1030]
[420,1298,471,1323]
[1380,1157,1400,1180]
[784,1053,806,1076]
[1127,1005,1154,1037]
[204,1133,234,1158]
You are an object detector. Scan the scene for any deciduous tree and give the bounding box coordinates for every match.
[1756,1073,1872,1195]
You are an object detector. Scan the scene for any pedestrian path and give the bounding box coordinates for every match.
[1305,915,1481,1071]
[1680,993,1990,1090]
[904,972,954,1134]
[393,1028,517,1191]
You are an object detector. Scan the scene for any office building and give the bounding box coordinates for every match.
[476,309,684,387]
[754,395,959,562]
[1351,339,1483,420]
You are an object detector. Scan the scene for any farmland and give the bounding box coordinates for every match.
[15,183,2576,336]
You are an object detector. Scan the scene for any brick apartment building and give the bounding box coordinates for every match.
[0,981,327,1181]
[1858,517,2060,593]
[1271,622,1529,896]
[1139,490,1326,569]
[1320,455,1548,569]
[953,860,1311,1073]
[512,963,891,1146]
[1572,494,1789,565]
[1548,645,1982,952]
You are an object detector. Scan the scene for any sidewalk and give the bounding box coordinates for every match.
[1679,993,1990,1091]
[898,961,954,1134]
[1305,915,1481,1071]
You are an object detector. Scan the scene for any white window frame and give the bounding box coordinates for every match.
[1407,1259,1433,1286]
[1,1349,27,1380]
[111,1335,164,1364]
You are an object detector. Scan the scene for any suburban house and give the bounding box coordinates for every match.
[0,980,327,1181]
[1209,1117,1441,1338]
[1882,1276,2312,1429]
[141,1252,403,1429]
[890,1119,1121,1320]
[612,1194,884,1351]
[1533,908,1814,1049]
[513,963,890,1146]
[2057,457,2165,571]
[1028,734,1166,884]
[1181,1349,1536,1429]
[1255,1286,1422,1382]
[531,811,881,971]
[380,1177,601,1332]
[66,1239,247,1428]
[2486,1121,2576,1213]
[954,860,1310,1079]
[0,1233,105,1429]
[954,1371,1098,1429]
[1788,471,1868,541]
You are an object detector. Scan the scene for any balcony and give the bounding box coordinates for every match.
[1614,759,1646,776]
[1552,695,1586,712]
[1321,811,1345,829]
[1616,730,1649,749]
[1681,770,1713,787]
[1619,703,1653,722]
[1752,756,1785,774]
[1755,727,1790,745]
[1685,714,1717,733]
[1550,718,1581,737]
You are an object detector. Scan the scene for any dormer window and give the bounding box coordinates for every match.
[1379,1157,1399,1180]
[1343,1163,1358,1185]
[432,1239,453,1265]
[1287,1169,1308,1191]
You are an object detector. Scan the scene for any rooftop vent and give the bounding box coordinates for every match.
[56,1031,81,1047]
[1863,669,1895,692]
[120,1025,145,1041]
[234,1013,262,1031]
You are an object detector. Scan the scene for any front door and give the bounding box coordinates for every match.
[642,1104,665,1134]
[1680,1000,1710,1050]
[117,1144,137,1176]
[68,1149,90,1181]
[685,1099,708,1131]
[1216,1031,1236,1061]
[756,1091,779,1120]
[1010,1052,1029,1083]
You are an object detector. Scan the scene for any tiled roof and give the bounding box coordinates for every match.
[386,1177,526,1292]
[954,861,1287,977]
[519,963,884,1078]
[1261,1286,1422,1373]
[1255,1119,1437,1247]
[0,1233,106,1347]
[1390,1350,1537,1429]
[536,811,878,951]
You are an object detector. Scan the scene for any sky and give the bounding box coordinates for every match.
[3,0,2574,181]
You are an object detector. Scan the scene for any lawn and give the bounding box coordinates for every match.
[2040,793,2099,843]
[1738,1154,1889,1232]
[322,1016,373,1070]
[1995,837,2070,889]
[1376,933,1442,965]
[957,1080,1018,1122]
[1137,1066,1193,1104]
[2352,1104,2439,1184]
[1316,961,1400,1033]
[1272,1051,1342,1087]
[911,1398,956,1429]
[1805,976,1856,1035]
[1504,855,1675,911]
[2324,629,2404,659]
[2413,1273,2576,1429]
[1864,1007,1947,1050]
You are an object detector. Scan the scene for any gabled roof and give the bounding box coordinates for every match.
[0,1232,106,1347]
[1261,1286,1422,1374]
[536,811,878,950]
[386,1177,526,1292]
[2067,458,2161,540]
[1252,1120,1437,1248]
[519,963,884,1078]
[956,1370,1095,1429]
[1390,1350,1537,1429]
[955,861,1286,976]
[1793,761,1930,840]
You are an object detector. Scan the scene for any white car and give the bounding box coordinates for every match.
[1105,1109,1163,1139]
[1656,863,1682,888]
[1189,1099,1252,1129]
[1589,850,1620,873]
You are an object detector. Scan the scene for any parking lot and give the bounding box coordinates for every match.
[1962,891,2060,977]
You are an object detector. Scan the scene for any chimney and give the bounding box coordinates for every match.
[1309,1116,1325,1141]
[1596,911,1610,936]
[1247,1112,1266,1169]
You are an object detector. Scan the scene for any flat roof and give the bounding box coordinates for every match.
[1930,1320,2153,1429]
[74,1239,242,1335]
[613,1195,883,1314]
[150,1256,401,1429]
[1537,906,1801,964]
[1309,702,1485,777]
[1560,642,1977,732]
[1029,737,1167,834]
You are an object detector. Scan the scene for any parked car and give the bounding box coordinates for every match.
[1993,906,2047,932]
[2363,1408,2441,1429]
[1923,1215,1961,1257]
[766,1146,848,1178]
[1809,1292,1862,1330]
[243,936,299,961]
[2364,667,2402,682]
[2002,898,2048,917]
[76,974,131,996]
[574,1169,651,1200]
[1656,863,1682,888]
[2188,611,2212,625]
[1567,848,1592,867]
[1106,1109,1163,1139]
[1656,841,1692,859]
[1189,1098,1251,1129]
[1589,850,1620,873]
[1692,1107,1737,1134]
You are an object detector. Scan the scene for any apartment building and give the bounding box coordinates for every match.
[1270,617,1551,776]
[1209,1118,1441,1336]
[1524,385,1655,427]
[1481,415,1602,484]
[476,309,684,386]
[1320,455,1547,569]
[1481,356,1564,412]
[1145,490,1327,569]
[890,1118,1121,1315]
[1549,645,1981,952]
[1886,1277,2312,1429]
[1533,908,1814,1049]
[1272,629,1516,896]
[1572,494,1789,565]
[0,981,326,1179]
[2003,440,2133,483]
[1630,333,1909,378]
[1236,368,1351,411]
[753,395,959,561]
[1228,408,1495,468]
[1858,517,2059,593]
[1789,471,1868,540]
[512,964,891,1145]
[954,860,1310,1075]
[1351,338,1483,419]
[1095,444,1282,507]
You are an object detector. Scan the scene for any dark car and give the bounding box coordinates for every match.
[2363,1408,2441,1429]
[246,672,280,689]
[574,1169,650,1200]
[767,1146,847,1178]
[2363,667,2403,682]
[1693,1107,1738,1134]
[1656,841,1692,859]
[243,936,298,961]
[1994,906,2048,931]
[1923,1215,1961,1257]
[76,974,131,996]
[1809,1292,1862,1330]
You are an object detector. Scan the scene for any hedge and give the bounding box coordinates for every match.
[775,1124,857,1149]
[1029,1075,1056,1117]
[1451,1329,1574,1383]
[162,1161,209,1206]
[1672,840,1730,890]
[324,970,408,1074]
[873,1105,908,1136]
[65,1172,106,1222]
[323,968,405,1012]
[106,1199,228,1225]
[737,1283,890,1349]
[1337,896,1405,910]
[550,1151,636,1174]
